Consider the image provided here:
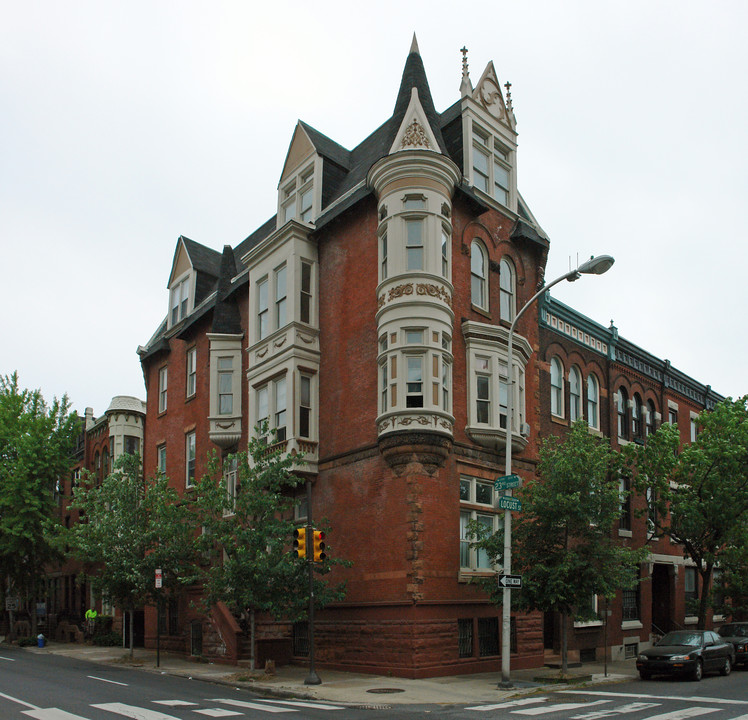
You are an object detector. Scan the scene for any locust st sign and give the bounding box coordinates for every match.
[498,574,522,589]
[498,495,522,512]
[494,473,521,491]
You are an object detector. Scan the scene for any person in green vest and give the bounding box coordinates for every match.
[84,608,97,637]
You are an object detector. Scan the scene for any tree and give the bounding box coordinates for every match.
[472,420,646,675]
[632,396,748,628]
[193,432,348,670]
[69,454,197,656]
[711,539,748,621]
[0,372,80,638]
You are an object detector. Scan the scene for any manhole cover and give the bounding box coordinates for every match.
[366,688,405,694]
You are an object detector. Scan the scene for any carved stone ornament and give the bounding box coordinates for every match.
[479,78,506,120]
[379,204,388,221]
[401,118,431,149]
[416,283,452,307]
[440,202,451,218]
[388,283,414,301]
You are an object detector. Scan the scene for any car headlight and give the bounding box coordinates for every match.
[670,654,691,662]
[638,654,648,661]
[738,644,747,652]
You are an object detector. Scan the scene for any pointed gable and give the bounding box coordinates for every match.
[279,123,318,186]
[388,87,442,154]
[472,61,516,132]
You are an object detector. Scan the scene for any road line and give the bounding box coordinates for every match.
[87,675,128,686]
[194,710,242,718]
[92,703,181,719]
[465,697,548,711]
[0,655,16,661]
[644,708,720,720]
[153,700,199,706]
[571,701,661,719]
[0,690,39,710]
[23,710,92,720]
[257,698,345,710]
[561,691,748,706]
[211,698,296,713]
[514,700,611,715]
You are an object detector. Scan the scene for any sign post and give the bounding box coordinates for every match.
[155,569,162,668]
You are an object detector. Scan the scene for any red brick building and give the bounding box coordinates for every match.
[133,38,723,677]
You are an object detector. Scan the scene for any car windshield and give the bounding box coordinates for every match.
[657,631,703,647]
[719,624,748,638]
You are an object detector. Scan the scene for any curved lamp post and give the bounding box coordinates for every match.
[499,254,615,688]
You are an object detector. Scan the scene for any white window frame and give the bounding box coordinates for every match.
[185,431,196,488]
[217,356,234,415]
[275,264,287,329]
[254,375,289,444]
[587,373,600,429]
[299,374,312,439]
[157,444,166,475]
[441,225,450,279]
[550,357,564,418]
[281,164,315,225]
[569,366,582,422]
[223,456,238,517]
[405,218,424,272]
[186,347,197,399]
[499,257,515,322]
[257,277,269,340]
[471,240,488,310]
[169,276,190,326]
[300,259,313,324]
[471,124,512,207]
[158,366,168,414]
[459,476,501,572]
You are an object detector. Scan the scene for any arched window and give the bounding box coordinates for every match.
[569,367,582,422]
[499,257,515,322]
[646,399,656,436]
[633,394,644,439]
[617,387,629,440]
[587,374,599,429]
[550,357,564,417]
[470,241,487,309]
[102,448,110,477]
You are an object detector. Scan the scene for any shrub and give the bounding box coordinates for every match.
[93,631,123,647]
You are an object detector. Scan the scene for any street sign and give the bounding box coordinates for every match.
[494,473,521,491]
[498,496,522,512]
[5,596,19,611]
[498,574,522,589]
[155,568,163,589]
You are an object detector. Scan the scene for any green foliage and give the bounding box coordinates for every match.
[69,454,198,617]
[471,420,646,672]
[92,631,123,646]
[631,396,748,627]
[0,372,80,609]
[193,430,348,624]
[712,542,748,621]
[17,636,37,647]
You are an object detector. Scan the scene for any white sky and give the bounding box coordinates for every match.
[2,1,746,416]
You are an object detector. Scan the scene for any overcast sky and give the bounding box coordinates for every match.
[2,1,746,416]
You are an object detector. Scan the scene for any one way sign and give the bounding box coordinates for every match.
[498,574,522,589]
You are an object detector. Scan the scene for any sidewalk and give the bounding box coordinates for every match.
[24,641,638,706]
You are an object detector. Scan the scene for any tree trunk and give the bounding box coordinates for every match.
[129,608,134,659]
[561,610,568,676]
[249,608,256,672]
[30,591,38,638]
[697,563,714,630]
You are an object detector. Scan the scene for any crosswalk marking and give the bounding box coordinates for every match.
[640,709,720,720]
[514,700,611,716]
[87,675,128,686]
[257,698,345,710]
[210,698,296,713]
[194,711,242,718]
[562,691,748,706]
[23,711,90,720]
[571,702,661,719]
[153,700,198,706]
[91,703,181,720]
[466,697,549,711]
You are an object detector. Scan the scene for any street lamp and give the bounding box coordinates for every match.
[499,254,614,688]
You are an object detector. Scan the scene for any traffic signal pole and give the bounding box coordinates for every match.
[304,477,321,685]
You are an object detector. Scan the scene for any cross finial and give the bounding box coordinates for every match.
[460,46,472,97]
[504,81,513,112]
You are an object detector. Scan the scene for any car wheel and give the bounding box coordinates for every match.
[639,671,651,680]
[692,659,703,681]
[720,657,732,676]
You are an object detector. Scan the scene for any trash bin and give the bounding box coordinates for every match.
[37,634,45,648]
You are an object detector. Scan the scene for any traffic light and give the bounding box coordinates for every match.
[312,529,326,562]
[293,528,307,559]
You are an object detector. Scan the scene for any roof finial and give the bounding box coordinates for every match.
[410,33,419,56]
[460,45,473,97]
[504,80,513,112]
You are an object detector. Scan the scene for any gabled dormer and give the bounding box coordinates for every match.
[460,56,518,214]
[277,123,322,229]
[166,235,221,329]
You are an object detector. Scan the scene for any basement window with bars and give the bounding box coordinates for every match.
[293,621,309,657]
[458,618,473,658]
[478,617,499,656]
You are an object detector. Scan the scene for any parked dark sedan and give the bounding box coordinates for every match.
[636,630,735,681]
[718,622,748,666]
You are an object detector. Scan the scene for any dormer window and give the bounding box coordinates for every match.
[471,123,512,208]
[281,164,315,225]
[170,276,190,326]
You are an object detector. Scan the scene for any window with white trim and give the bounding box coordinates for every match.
[275,264,287,329]
[406,356,424,408]
[587,373,600,429]
[257,278,269,340]
[646,400,657,436]
[499,257,515,322]
[569,366,582,422]
[255,376,288,443]
[550,357,564,417]
[299,374,312,439]
[459,476,502,571]
[300,260,313,324]
[157,444,166,475]
[471,241,487,309]
[223,456,238,516]
[281,165,315,224]
[472,125,512,206]
[380,229,388,281]
[405,219,424,271]
[441,226,449,278]
[633,393,644,440]
[217,357,234,415]
[170,276,190,326]
[158,366,168,413]
[185,432,196,488]
[186,347,197,399]
[617,387,630,440]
